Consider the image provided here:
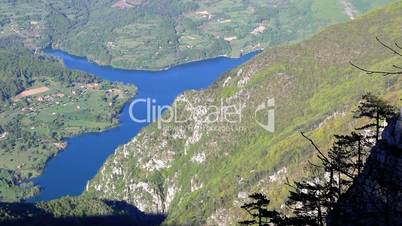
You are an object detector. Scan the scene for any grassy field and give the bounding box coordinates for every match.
[0,0,395,70]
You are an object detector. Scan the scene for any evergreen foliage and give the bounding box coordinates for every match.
[354,93,396,142]
[240,94,396,225]
[240,193,285,226]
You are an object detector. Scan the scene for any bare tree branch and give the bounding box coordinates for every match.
[349,37,402,76]
[392,64,402,70]
[395,42,402,50]
[285,177,297,190]
[350,61,402,76]
[308,160,322,169]
[300,132,330,165]
[376,36,402,57]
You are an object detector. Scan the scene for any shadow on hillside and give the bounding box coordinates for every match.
[0,200,165,226]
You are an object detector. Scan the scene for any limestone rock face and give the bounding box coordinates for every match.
[329,115,402,226]
[383,110,402,149]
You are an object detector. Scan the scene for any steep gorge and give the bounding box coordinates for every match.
[84,2,402,225]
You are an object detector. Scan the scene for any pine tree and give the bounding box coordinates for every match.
[239,95,397,225]
[354,93,396,143]
[296,131,370,224]
[325,133,368,194]
[334,132,369,175]
[286,178,327,226]
[239,193,286,226]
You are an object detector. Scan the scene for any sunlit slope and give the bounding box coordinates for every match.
[84,2,402,225]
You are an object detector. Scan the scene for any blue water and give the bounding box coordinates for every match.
[28,49,258,202]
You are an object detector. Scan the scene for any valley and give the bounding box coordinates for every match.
[82,2,402,225]
[28,48,257,202]
[0,0,401,225]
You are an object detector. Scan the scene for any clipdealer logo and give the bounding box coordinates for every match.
[254,98,275,132]
[128,97,275,132]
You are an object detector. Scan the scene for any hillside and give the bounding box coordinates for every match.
[0,40,135,202]
[84,2,402,225]
[0,0,394,69]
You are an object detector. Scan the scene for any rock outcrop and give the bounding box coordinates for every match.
[328,114,402,226]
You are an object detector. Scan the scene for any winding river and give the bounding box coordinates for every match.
[28,49,258,202]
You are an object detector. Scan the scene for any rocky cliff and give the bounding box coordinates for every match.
[329,113,402,226]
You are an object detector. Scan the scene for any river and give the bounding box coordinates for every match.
[28,49,258,201]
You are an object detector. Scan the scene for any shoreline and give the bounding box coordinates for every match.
[24,86,137,203]
[26,47,257,202]
[43,44,262,72]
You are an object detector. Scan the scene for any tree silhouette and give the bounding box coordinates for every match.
[239,94,398,226]
[333,132,368,175]
[286,178,329,226]
[324,136,353,201]
[239,193,286,226]
[293,128,374,225]
[324,132,369,191]
[354,93,396,143]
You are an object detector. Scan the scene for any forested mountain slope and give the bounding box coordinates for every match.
[0,0,394,69]
[0,39,134,202]
[84,2,402,225]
